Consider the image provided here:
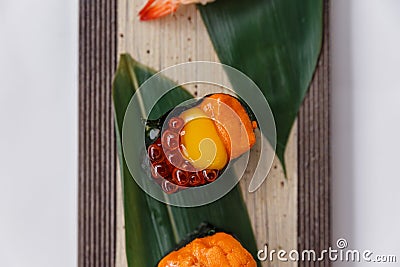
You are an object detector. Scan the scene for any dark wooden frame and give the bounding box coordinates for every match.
[78,0,117,266]
[78,0,330,266]
[298,1,331,266]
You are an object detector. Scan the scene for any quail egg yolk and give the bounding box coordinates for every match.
[179,107,228,170]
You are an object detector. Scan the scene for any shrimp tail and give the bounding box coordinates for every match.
[139,0,180,21]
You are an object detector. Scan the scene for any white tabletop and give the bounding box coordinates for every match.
[0,1,78,266]
[332,0,400,266]
[0,0,399,266]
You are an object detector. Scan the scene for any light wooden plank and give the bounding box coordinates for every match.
[116,1,298,266]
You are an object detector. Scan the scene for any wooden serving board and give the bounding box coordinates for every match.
[78,0,330,266]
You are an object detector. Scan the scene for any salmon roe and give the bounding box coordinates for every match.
[147,116,220,194]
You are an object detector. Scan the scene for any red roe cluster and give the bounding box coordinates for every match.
[147,116,219,194]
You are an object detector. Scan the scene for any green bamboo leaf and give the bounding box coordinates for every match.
[199,0,323,172]
[113,54,259,266]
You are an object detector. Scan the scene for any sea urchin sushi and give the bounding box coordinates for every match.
[158,232,256,267]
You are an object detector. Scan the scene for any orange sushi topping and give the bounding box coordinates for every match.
[200,94,257,159]
[158,232,257,267]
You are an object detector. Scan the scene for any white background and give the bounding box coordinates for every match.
[0,0,78,266]
[0,0,399,266]
[331,0,400,266]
